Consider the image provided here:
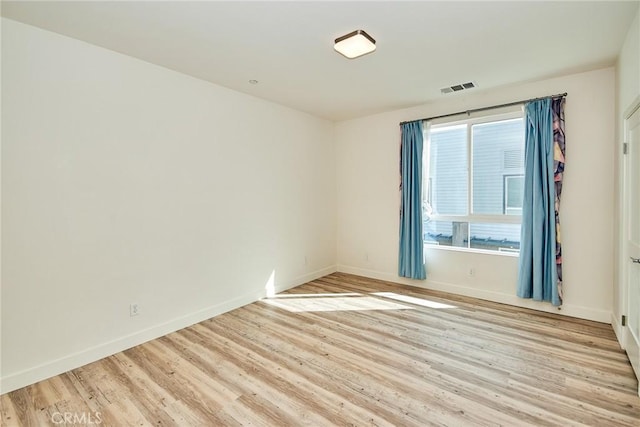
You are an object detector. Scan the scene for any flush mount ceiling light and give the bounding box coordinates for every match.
[334,30,376,59]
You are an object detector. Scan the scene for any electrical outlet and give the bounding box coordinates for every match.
[130,303,140,317]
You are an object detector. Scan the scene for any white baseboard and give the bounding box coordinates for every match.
[612,312,626,349]
[1,265,337,395]
[336,264,612,324]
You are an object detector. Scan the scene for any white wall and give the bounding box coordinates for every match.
[1,18,336,393]
[336,67,617,323]
[614,10,640,340]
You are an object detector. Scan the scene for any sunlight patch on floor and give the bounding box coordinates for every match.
[372,292,457,309]
[262,295,414,313]
[269,292,362,299]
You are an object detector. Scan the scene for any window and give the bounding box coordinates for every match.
[423,111,524,253]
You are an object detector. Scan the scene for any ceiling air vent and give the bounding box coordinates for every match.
[441,81,477,94]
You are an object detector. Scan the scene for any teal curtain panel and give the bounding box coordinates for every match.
[517,98,562,306]
[399,121,426,280]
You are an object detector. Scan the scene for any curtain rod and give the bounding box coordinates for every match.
[399,92,567,126]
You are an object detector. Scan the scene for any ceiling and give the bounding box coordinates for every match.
[2,1,638,121]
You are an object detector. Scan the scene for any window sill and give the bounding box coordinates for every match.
[423,244,520,258]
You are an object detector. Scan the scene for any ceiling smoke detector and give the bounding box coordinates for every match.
[441,81,477,94]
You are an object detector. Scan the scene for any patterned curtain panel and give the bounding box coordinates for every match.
[517,97,564,306]
[552,98,566,303]
[398,121,426,280]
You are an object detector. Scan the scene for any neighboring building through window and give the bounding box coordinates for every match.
[423,110,524,253]
[504,175,524,215]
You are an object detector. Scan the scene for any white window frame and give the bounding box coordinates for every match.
[423,107,524,255]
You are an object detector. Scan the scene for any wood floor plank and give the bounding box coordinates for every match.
[246,299,573,426]
[222,305,543,427]
[1,273,639,426]
[201,312,449,426]
[0,394,23,427]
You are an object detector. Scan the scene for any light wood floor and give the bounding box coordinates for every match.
[2,273,639,426]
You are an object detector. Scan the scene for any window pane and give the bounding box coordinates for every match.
[469,223,521,252]
[429,125,468,215]
[472,119,524,214]
[424,220,468,248]
[505,175,524,214]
